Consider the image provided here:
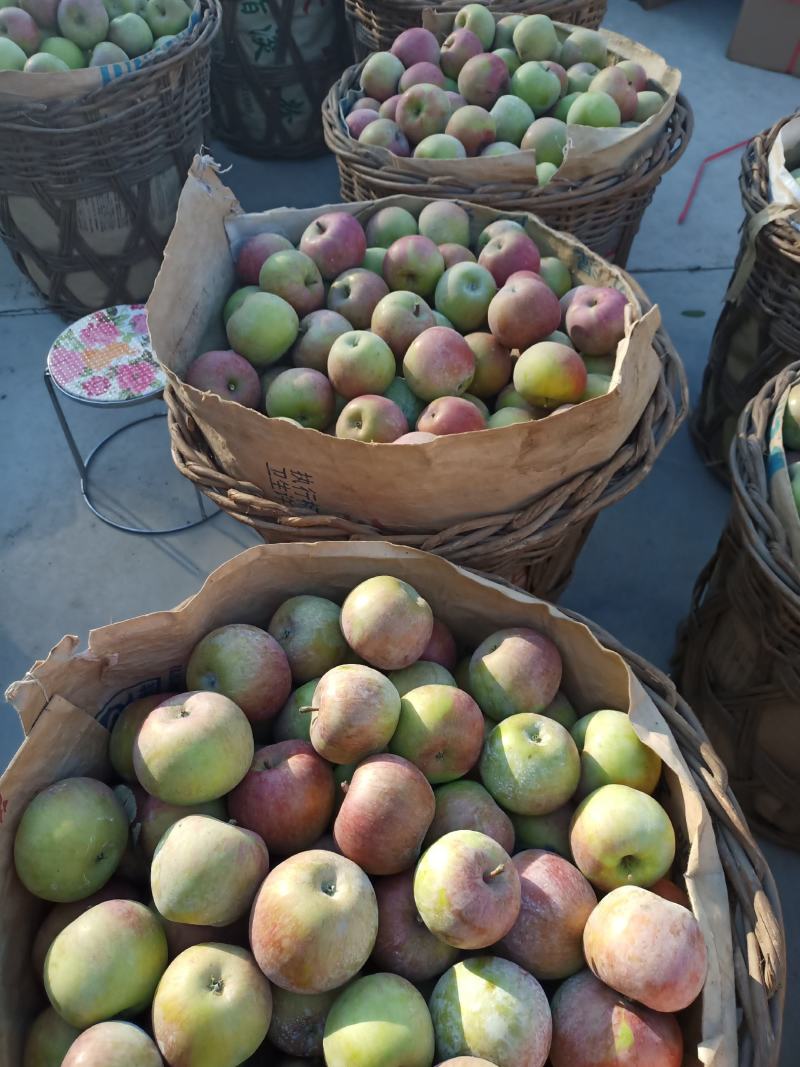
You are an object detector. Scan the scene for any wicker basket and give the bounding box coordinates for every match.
[322,61,693,266]
[691,112,800,481]
[210,0,353,159]
[345,0,608,59]
[676,363,800,852]
[0,0,220,318]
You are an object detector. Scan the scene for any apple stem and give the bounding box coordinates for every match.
[486,864,505,880]
[341,781,349,795]
[299,706,317,715]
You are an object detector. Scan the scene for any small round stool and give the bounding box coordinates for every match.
[45,304,217,535]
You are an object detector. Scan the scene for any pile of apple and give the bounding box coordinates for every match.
[187,201,629,442]
[343,5,664,183]
[0,0,191,74]
[18,574,706,1067]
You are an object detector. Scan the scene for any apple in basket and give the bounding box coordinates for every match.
[290,308,351,373]
[336,394,409,443]
[360,49,404,102]
[417,395,486,435]
[61,1021,163,1067]
[108,10,151,54]
[0,4,40,52]
[185,349,261,409]
[57,0,108,48]
[299,212,367,281]
[565,285,629,354]
[142,0,189,38]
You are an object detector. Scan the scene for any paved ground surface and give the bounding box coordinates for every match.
[1,0,797,1057]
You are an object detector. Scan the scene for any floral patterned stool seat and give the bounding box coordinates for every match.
[45,305,216,535]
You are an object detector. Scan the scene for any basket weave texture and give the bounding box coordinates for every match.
[691,112,800,480]
[0,0,220,318]
[211,0,353,159]
[345,0,608,57]
[322,63,693,267]
[677,363,800,854]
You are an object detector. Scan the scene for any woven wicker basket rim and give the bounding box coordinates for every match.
[740,111,800,260]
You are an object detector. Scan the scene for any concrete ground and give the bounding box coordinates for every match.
[0,0,796,1057]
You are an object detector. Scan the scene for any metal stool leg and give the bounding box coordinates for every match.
[44,368,87,480]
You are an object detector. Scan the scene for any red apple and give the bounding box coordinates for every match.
[399,61,446,92]
[384,235,445,298]
[403,326,475,400]
[421,618,457,669]
[478,230,541,287]
[327,268,389,330]
[336,395,409,442]
[328,330,396,398]
[417,395,486,435]
[488,276,561,350]
[290,309,351,373]
[590,66,638,122]
[236,232,293,285]
[390,684,484,782]
[371,290,436,359]
[359,117,412,156]
[186,349,261,409]
[469,626,562,720]
[425,779,514,851]
[464,333,512,397]
[371,869,460,981]
[379,93,401,119]
[445,105,496,156]
[457,52,509,110]
[440,243,477,268]
[440,27,483,79]
[391,25,440,67]
[341,574,433,670]
[396,83,450,144]
[346,109,380,138]
[299,212,367,281]
[309,663,401,763]
[565,286,629,355]
[352,96,381,112]
[266,367,335,430]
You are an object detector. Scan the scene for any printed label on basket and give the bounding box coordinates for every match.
[235,0,338,66]
[267,463,319,513]
[75,169,182,243]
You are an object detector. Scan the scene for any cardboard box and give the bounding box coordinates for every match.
[728,0,800,78]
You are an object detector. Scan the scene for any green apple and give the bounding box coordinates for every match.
[434,262,497,333]
[490,94,534,145]
[574,708,662,797]
[24,51,70,70]
[488,407,534,426]
[269,594,349,682]
[453,2,496,49]
[323,972,435,1067]
[0,36,27,68]
[108,11,152,54]
[784,383,800,448]
[493,46,519,75]
[109,693,167,781]
[790,462,800,516]
[581,372,612,400]
[362,246,387,275]
[388,659,455,697]
[537,161,558,185]
[521,116,567,166]
[476,218,524,252]
[538,256,572,297]
[513,13,559,62]
[266,367,334,429]
[567,90,621,128]
[418,200,470,248]
[512,804,573,857]
[560,27,607,69]
[226,291,299,368]
[40,35,85,66]
[493,13,523,49]
[482,141,520,157]
[143,0,190,37]
[89,40,129,64]
[272,677,320,742]
[365,205,418,248]
[23,1006,81,1067]
[383,375,425,427]
[511,62,561,113]
[480,713,580,815]
[553,90,582,121]
[634,89,663,122]
[569,783,676,890]
[223,284,258,324]
[389,684,484,783]
[57,0,109,49]
[153,31,174,47]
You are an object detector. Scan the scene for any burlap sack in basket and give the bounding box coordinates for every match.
[345,0,608,60]
[0,0,220,317]
[691,112,800,481]
[148,154,687,599]
[1,541,786,1064]
[210,0,353,159]
[676,361,800,852]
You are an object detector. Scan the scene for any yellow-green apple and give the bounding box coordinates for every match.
[560,27,607,68]
[23,1007,81,1067]
[495,383,536,412]
[488,276,561,349]
[453,2,495,49]
[371,868,459,981]
[133,691,253,803]
[445,104,496,155]
[390,684,484,782]
[513,13,558,61]
[476,218,524,251]
[634,89,663,122]
[342,574,434,669]
[389,660,454,696]
[236,232,292,285]
[229,739,334,855]
[45,899,167,1026]
[57,0,108,46]
[360,116,412,155]
[268,595,348,682]
[259,249,325,317]
[414,830,520,948]
[327,268,389,330]
[0,35,25,65]
[512,803,573,856]
[418,395,486,434]
[400,60,446,92]
[138,794,226,859]
[521,116,567,165]
[108,10,151,53]
[582,353,615,377]
[22,0,59,27]
[272,678,319,743]
[617,58,647,92]
[570,783,676,890]
[434,310,454,327]
[590,66,637,120]
[186,348,262,408]
[493,46,520,75]
[479,230,541,286]
[109,693,168,781]
[550,970,684,1067]
[490,94,534,144]
[309,663,401,763]
[89,39,128,61]
[421,616,458,668]
[403,326,476,400]
[152,944,271,1064]
[418,200,470,248]
[511,62,561,113]
[457,52,509,109]
[25,50,70,68]
[488,407,534,426]
[334,753,435,874]
[430,956,552,1067]
[544,327,573,346]
[14,778,128,904]
[425,779,514,851]
[441,27,482,78]
[299,211,367,281]
[324,973,434,1067]
[538,256,572,297]
[187,622,292,725]
[396,83,451,144]
[574,708,662,796]
[499,849,597,979]
[250,849,378,992]
[434,262,497,332]
[327,330,395,398]
[566,62,597,93]
[62,1022,162,1067]
[439,245,475,272]
[379,93,401,118]
[514,342,587,407]
[336,394,409,441]
[391,25,439,66]
[366,205,418,247]
[784,383,800,447]
[0,5,39,51]
[536,161,557,185]
[371,289,436,358]
[567,91,621,127]
[541,58,568,92]
[481,713,580,815]
[566,285,628,353]
[383,374,425,425]
[362,245,388,273]
[361,49,404,100]
[494,12,523,48]
[265,367,334,428]
[384,234,445,297]
[142,0,188,36]
[269,986,338,1059]
[290,309,350,372]
[415,133,467,158]
[470,626,562,719]
[583,885,707,1011]
[226,291,299,368]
